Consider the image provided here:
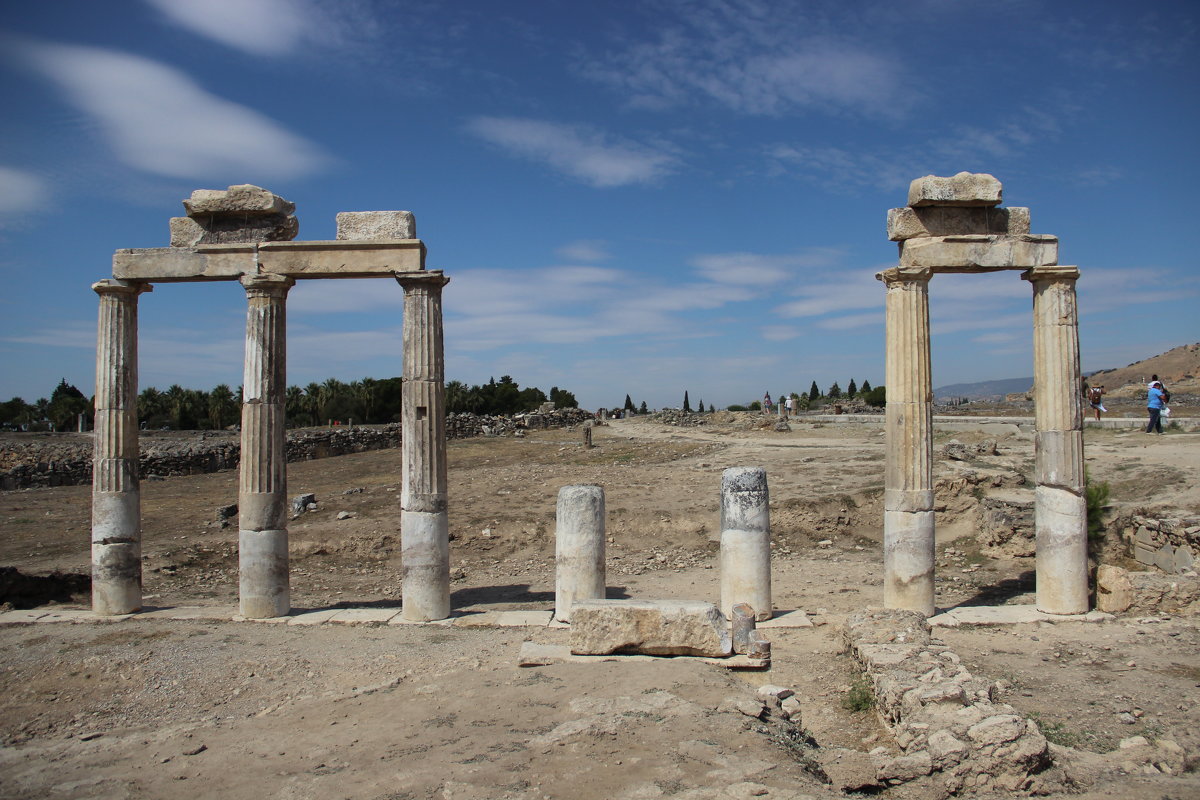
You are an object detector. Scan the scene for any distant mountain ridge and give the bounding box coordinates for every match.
[934,377,1032,401]
[934,343,1200,401]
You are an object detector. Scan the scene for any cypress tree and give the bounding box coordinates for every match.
[809,381,820,402]
[683,391,691,412]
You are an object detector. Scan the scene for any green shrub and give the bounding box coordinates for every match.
[841,675,875,712]
[1085,472,1110,542]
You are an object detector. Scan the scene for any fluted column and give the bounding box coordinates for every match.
[877,267,935,615]
[397,273,451,621]
[91,279,152,615]
[238,273,294,619]
[1024,266,1088,614]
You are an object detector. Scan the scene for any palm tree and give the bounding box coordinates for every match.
[208,384,237,430]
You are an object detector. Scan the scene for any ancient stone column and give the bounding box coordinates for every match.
[1025,266,1088,614]
[877,267,936,616]
[397,273,451,621]
[238,273,294,619]
[91,279,152,615]
[555,484,606,622]
[720,467,772,620]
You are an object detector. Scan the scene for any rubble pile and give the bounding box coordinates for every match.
[843,608,1057,794]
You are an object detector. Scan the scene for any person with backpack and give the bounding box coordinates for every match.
[1146,380,1168,434]
[1086,383,1107,421]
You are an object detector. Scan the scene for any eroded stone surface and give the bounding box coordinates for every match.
[907,172,1002,207]
[184,185,296,216]
[570,599,732,657]
[336,210,416,240]
[887,205,1029,241]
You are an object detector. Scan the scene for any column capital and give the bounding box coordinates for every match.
[395,270,449,290]
[240,272,295,297]
[876,266,933,286]
[93,279,153,297]
[1022,265,1079,283]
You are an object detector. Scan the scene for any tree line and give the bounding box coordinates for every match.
[1,375,578,432]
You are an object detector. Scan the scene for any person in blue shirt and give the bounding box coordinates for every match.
[1146,381,1167,434]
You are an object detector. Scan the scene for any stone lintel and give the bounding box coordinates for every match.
[113,240,427,282]
[886,206,1030,241]
[1022,265,1080,283]
[876,266,933,285]
[257,239,426,277]
[899,234,1058,269]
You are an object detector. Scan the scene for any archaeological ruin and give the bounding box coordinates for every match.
[91,185,452,621]
[879,172,1087,616]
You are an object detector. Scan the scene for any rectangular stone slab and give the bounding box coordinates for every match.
[908,172,1002,207]
[257,239,426,277]
[899,234,1058,270]
[113,240,427,281]
[886,206,1029,241]
[569,599,733,657]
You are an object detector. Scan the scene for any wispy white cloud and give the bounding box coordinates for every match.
[464,117,677,188]
[690,248,844,286]
[17,40,329,181]
[774,269,882,318]
[0,165,51,216]
[143,0,321,56]
[580,1,913,117]
[556,240,610,262]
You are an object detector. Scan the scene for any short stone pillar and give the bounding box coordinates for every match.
[720,467,772,620]
[878,266,936,616]
[91,279,152,615]
[1025,266,1088,614]
[397,273,451,621]
[555,485,606,622]
[238,273,294,619]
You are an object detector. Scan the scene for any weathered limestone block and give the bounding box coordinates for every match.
[1096,564,1135,612]
[887,206,1029,241]
[908,172,1002,207]
[899,234,1058,270]
[569,599,733,657]
[183,184,296,216]
[170,214,298,246]
[336,210,416,240]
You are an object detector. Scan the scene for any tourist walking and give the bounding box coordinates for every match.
[762,392,772,413]
[1146,380,1167,434]
[1086,383,1106,421]
[785,395,795,418]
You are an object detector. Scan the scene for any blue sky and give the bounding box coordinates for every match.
[1,0,1196,411]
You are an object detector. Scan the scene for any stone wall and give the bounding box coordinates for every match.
[1121,513,1200,574]
[0,409,594,490]
[843,608,1056,794]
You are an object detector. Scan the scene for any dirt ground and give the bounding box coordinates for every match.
[1,415,1198,799]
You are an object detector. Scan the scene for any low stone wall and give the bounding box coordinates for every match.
[0,409,594,490]
[1120,513,1200,574]
[843,608,1055,794]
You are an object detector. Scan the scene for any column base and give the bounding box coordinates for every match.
[884,509,935,616]
[720,528,772,621]
[239,529,290,619]
[92,541,142,615]
[1035,485,1089,614]
[402,510,450,621]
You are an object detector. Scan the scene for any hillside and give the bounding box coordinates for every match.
[935,342,1200,401]
[1086,342,1200,398]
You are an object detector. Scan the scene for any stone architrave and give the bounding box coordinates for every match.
[238,273,295,619]
[887,206,1030,242]
[91,279,151,615]
[1024,266,1088,614]
[554,485,606,623]
[720,467,772,621]
[877,267,935,616]
[396,272,451,621]
[899,234,1058,270]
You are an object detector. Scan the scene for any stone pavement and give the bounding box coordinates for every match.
[0,605,815,629]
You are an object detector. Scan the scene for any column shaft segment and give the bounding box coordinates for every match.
[397,274,451,621]
[238,274,294,619]
[554,485,606,622]
[1025,266,1088,614]
[91,279,152,615]
[720,467,772,621]
[878,267,935,615]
